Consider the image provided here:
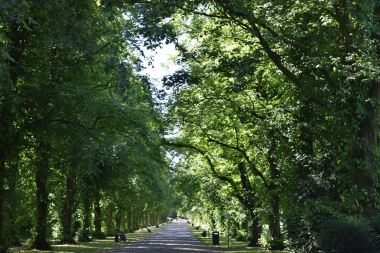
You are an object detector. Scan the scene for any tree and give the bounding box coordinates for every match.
[124,0,380,250]
[1,0,174,251]
[128,0,380,217]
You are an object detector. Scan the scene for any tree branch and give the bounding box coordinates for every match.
[205,138,267,185]
[92,78,114,90]
[164,140,248,206]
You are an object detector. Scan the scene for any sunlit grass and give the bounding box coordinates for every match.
[9,224,166,253]
[187,223,289,253]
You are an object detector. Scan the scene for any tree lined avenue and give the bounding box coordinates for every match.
[1,1,380,252]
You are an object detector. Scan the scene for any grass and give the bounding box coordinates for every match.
[186,223,289,253]
[9,224,166,253]
[9,222,289,253]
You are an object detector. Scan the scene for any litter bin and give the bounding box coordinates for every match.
[212,231,219,245]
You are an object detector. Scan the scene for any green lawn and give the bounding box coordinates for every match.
[187,223,288,253]
[9,224,165,253]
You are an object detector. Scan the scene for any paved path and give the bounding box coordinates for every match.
[102,220,221,252]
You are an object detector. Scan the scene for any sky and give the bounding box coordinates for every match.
[140,43,180,87]
[140,43,181,163]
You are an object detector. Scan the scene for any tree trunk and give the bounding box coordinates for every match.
[61,173,76,243]
[106,202,113,235]
[268,194,282,250]
[142,213,145,227]
[268,195,281,238]
[6,166,21,247]
[236,162,262,247]
[94,197,102,236]
[115,204,121,233]
[266,147,282,248]
[82,196,91,241]
[298,106,314,181]
[120,205,126,232]
[0,151,5,253]
[248,210,262,247]
[355,81,380,217]
[73,212,80,239]
[242,219,248,232]
[32,148,51,250]
[127,207,132,231]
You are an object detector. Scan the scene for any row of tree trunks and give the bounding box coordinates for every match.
[106,202,158,233]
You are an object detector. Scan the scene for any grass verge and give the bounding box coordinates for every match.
[9,224,167,253]
[186,223,288,253]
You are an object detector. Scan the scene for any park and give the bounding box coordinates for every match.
[1,0,380,252]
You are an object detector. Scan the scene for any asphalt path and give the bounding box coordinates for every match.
[102,220,222,252]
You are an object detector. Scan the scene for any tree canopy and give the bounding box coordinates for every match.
[0,1,174,251]
[1,0,380,252]
[156,0,380,250]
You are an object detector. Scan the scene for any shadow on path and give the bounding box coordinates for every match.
[102,220,221,252]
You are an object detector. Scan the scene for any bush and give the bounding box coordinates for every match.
[92,230,107,239]
[369,216,380,251]
[259,227,284,250]
[283,200,338,253]
[0,244,9,253]
[235,230,250,241]
[76,228,91,242]
[316,217,374,253]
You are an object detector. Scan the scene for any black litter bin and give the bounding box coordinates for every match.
[212,231,219,245]
[114,233,119,242]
